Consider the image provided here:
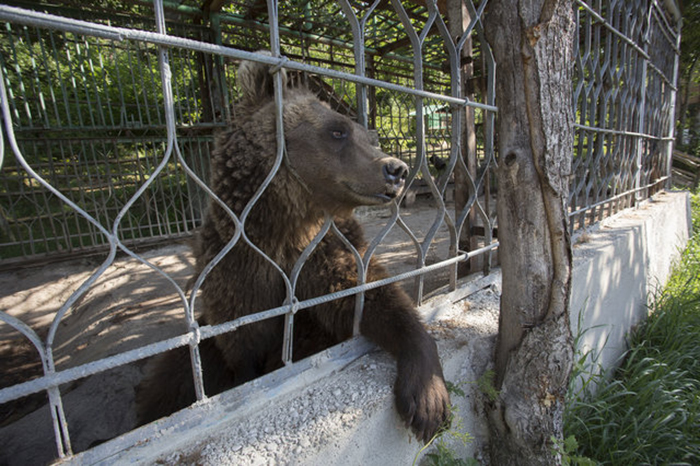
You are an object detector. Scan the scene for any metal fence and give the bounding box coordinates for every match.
[570,0,681,230]
[0,0,682,463]
[0,0,479,266]
[0,2,222,264]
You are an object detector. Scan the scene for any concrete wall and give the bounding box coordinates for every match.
[73,191,691,465]
[569,190,692,385]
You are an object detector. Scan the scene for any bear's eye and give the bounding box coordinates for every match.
[331,129,348,140]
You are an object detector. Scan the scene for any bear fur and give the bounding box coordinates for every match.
[136,56,450,443]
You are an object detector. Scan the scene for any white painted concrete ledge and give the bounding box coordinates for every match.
[569,190,692,385]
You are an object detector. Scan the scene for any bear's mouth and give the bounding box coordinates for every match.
[365,188,403,204]
[344,183,400,206]
[382,184,404,201]
[374,193,393,202]
[377,186,403,201]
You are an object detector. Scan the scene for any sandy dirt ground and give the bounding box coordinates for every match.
[0,197,488,465]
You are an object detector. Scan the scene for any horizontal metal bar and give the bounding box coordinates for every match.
[646,61,678,92]
[202,241,501,340]
[12,123,227,133]
[0,331,195,405]
[0,5,123,41]
[0,5,497,113]
[144,0,448,72]
[575,0,650,61]
[569,176,669,218]
[574,123,673,141]
[0,240,498,405]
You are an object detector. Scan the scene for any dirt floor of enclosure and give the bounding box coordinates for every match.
[0,197,474,465]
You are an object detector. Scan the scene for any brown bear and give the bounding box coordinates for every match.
[136,56,450,443]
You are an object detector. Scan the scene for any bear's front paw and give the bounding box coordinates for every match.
[394,362,451,443]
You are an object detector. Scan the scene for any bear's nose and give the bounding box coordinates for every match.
[382,159,408,187]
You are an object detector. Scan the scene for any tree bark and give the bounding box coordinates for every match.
[484,1,575,464]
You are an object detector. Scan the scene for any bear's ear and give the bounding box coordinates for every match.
[237,51,287,104]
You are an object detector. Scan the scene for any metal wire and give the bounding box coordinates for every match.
[570,0,681,232]
[0,0,682,462]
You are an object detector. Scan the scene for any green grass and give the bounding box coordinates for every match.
[565,189,700,465]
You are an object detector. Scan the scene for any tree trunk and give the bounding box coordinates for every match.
[484,1,575,464]
[678,56,698,146]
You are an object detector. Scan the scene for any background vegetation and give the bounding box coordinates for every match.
[677,0,700,157]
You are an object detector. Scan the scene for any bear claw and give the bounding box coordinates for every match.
[395,370,451,443]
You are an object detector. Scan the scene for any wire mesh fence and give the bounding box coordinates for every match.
[570,0,680,230]
[0,0,681,463]
[0,5,221,264]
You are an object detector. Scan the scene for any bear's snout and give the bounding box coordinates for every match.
[382,158,408,190]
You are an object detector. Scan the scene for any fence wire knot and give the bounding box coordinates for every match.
[189,322,202,346]
[456,249,471,261]
[269,56,289,75]
[290,297,300,315]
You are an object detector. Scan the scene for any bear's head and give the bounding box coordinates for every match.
[237,55,409,215]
